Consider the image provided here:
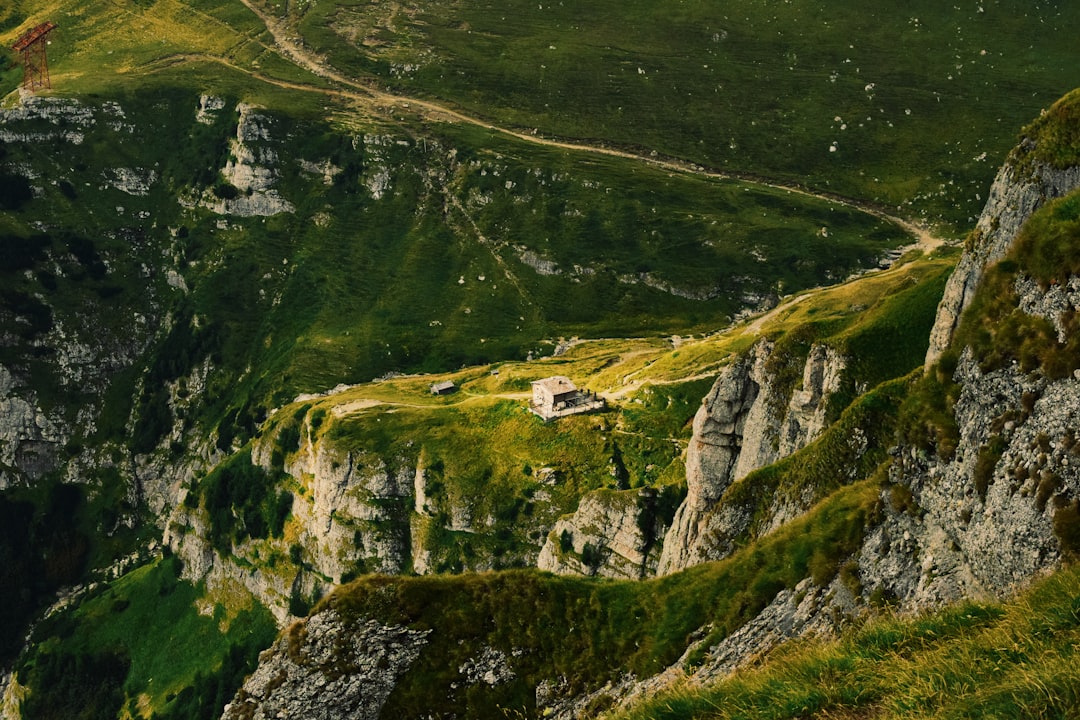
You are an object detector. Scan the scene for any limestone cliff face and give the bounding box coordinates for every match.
[278,437,414,581]
[0,366,61,488]
[657,339,846,574]
[925,150,1080,366]
[221,610,430,720]
[199,102,295,217]
[0,94,175,494]
[165,430,416,623]
[863,351,1080,610]
[536,488,664,579]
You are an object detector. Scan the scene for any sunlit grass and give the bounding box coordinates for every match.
[287,0,1080,229]
[614,564,1080,720]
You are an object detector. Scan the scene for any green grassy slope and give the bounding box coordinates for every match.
[7,242,955,717]
[616,110,1080,720]
[3,0,1077,718]
[0,0,924,682]
[613,562,1080,720]
[15,555,277,720]
[287,0,1080,230]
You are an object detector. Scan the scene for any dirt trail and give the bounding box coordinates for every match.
[187,0,951,402]
[235,0,947,251]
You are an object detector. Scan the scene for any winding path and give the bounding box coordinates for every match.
[232,0,945,252]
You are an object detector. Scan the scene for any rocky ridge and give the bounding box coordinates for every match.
[0,95,170,492]
[221,610,431,720]
[925,147,1080,366]
[657,338,846,574]
[535,336,851,582]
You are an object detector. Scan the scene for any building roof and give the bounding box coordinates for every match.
[531,376,577,394]
[430,380,456,393]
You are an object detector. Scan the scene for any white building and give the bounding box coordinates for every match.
[529,376,605,421]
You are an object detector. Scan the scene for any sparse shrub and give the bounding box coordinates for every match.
[868,585,898,610]
[838,561,862,599]
[0,173,32,210]
[200,450,287,551]
[1036,472,1061,512]
[212,181,239,199]
[1052,498,1080,561]
[289,587,311,617]
[271,491,293,537]
[277,422,301,456]
[889,483,917,515]
[581,542,602,570]
[559,529,573,554]
[974,436,1005,502]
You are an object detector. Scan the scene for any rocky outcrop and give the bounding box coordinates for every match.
[221,610,430,720]
[0,94,97,144]
[167,431,418,622]
[656,347,763,574]
[361,134,399,200]
[1015,274,1080,343]
[200,103,295,217]
[863,348,1080,608]
[657,339,846,574]
[536,488,663,579]
[0,366,61,488]
[283,438,414,581]
[925,155,1080,367]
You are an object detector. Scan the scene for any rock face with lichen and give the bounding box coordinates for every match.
[862,345,1080,610]
[925,135,1080,367]
[279,437,414,581]
[536,487,665,579]
[221,610,430,720]
[657,339,846,575]
[199,103,295,217]
[0,366,60,488]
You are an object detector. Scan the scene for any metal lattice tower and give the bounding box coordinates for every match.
[12,22,58,91]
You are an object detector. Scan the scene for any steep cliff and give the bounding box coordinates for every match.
[536,487,673,579]
[926,90,1080,366]
[657,338,847,574]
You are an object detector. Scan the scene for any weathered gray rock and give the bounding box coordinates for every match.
[103,167,157,196]
[778,343,846,457]
[221,610,430,720]
[658,339,847,574]
[925,155,1080,366]
[536,488,661,579]
[865,350,1080,608]
[253,429,414,584]
[0,94,95,144]
[201,104,294,216]
[0,366,60,488]
[362,134,398,200]
[458,646,516,687]
[657,347,762,574]
[195,94,226,125]
[1015,274,1080,343]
